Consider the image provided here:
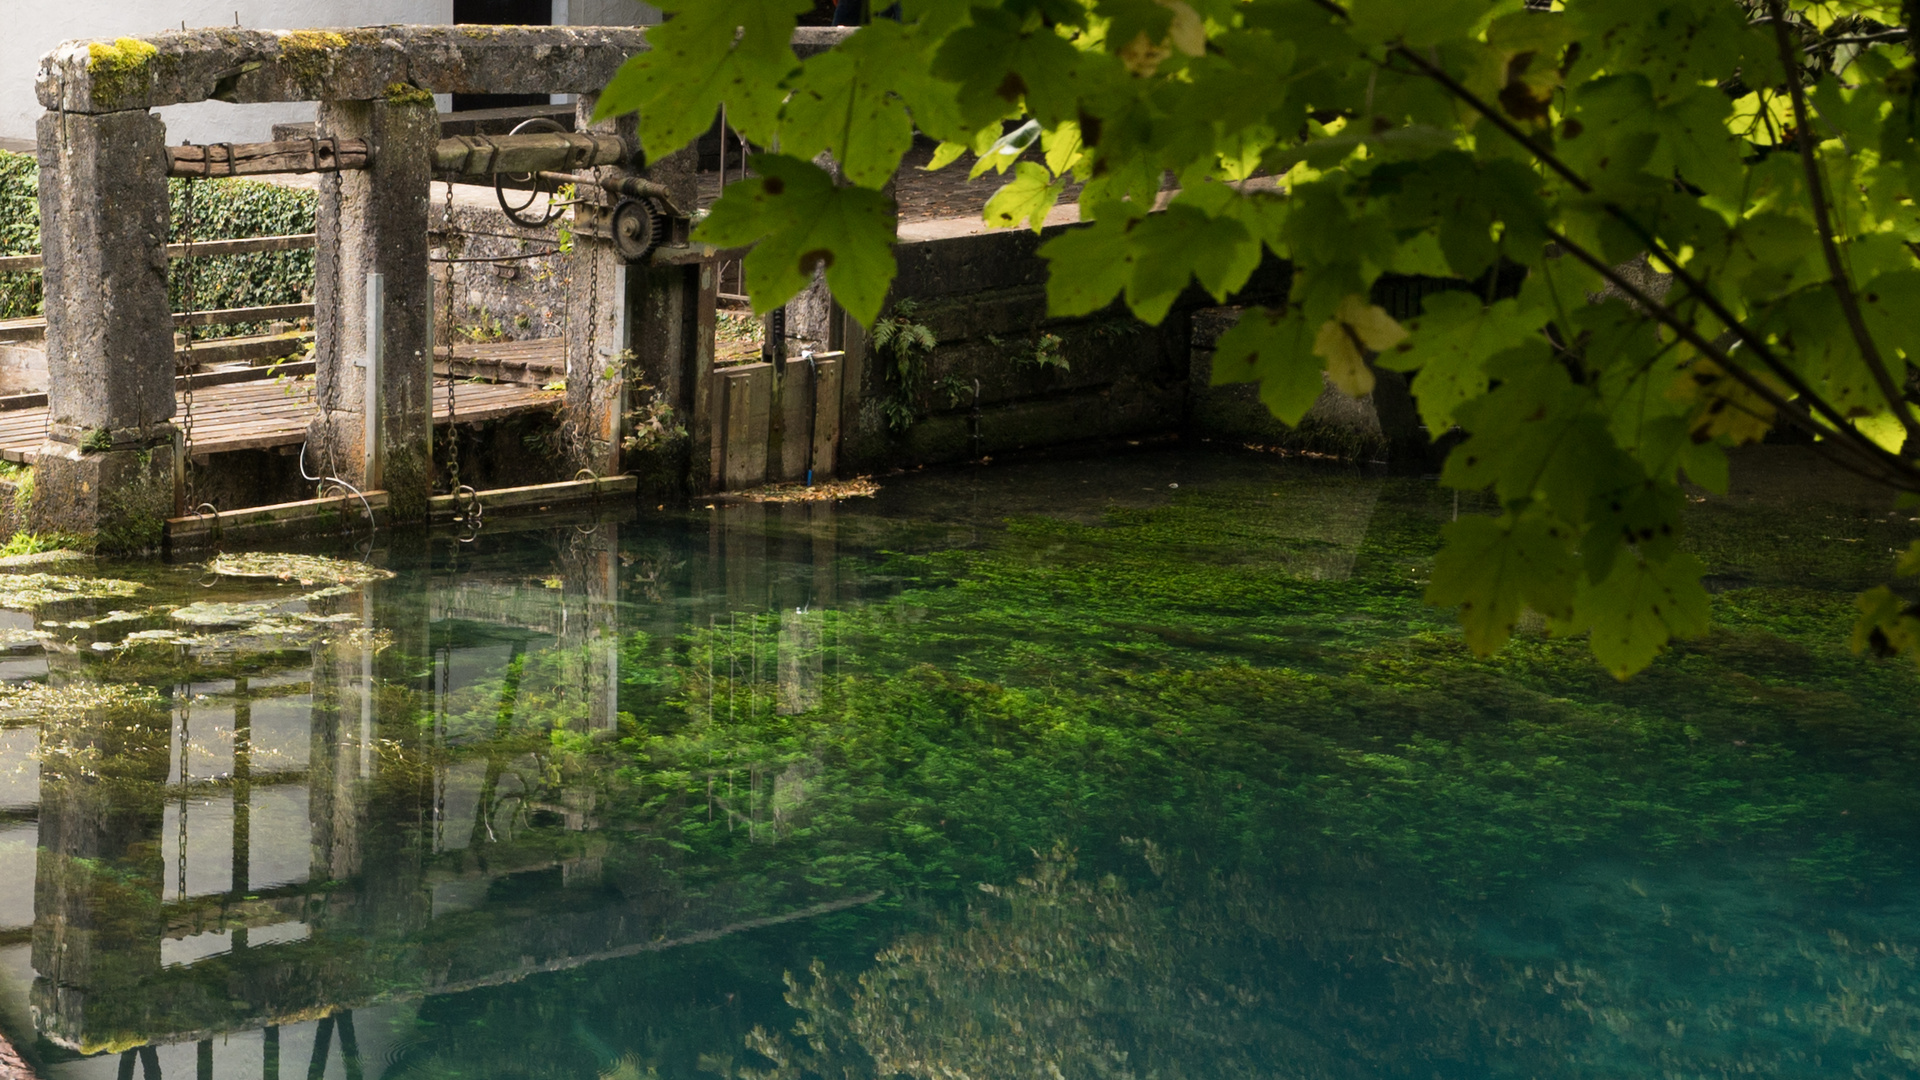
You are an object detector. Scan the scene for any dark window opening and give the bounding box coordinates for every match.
[452,0,553,112]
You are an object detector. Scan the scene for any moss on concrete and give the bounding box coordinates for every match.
[279,30,350,87]
[384,82,435,107]
[85,38,158,110]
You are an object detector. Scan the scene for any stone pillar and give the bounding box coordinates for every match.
[567,93,699,487]
[310,95,436,524]
[30,109,176,551]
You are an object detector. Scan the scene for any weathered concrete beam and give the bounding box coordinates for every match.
[38,26,853,114]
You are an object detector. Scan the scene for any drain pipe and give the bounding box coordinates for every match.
[804,349,818,486]
[969,378,982,458]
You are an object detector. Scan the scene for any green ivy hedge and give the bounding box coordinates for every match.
[0,151,318,330]
[0,153,39,321]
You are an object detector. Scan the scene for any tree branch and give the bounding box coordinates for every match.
[1387,41,1904,464]
[1306,0,1918,481]
[1767,2,1920,452]
[1544,225,1920,491]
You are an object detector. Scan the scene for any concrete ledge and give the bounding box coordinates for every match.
[39,26,852,114]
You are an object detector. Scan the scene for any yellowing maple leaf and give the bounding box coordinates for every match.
[1313,294,1407,398]
[1665,358,1786,445]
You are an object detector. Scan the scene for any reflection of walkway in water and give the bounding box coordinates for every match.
[0,507,860,1069]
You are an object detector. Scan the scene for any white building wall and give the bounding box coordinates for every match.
[2,0,659,146]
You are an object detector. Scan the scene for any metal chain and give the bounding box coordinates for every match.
[179,156,201,512]
[320,162,343,487]
[440,181,463,498]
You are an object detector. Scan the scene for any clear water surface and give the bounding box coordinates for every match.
[0,447,1914,1079]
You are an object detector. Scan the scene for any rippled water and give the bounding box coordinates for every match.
[0,447,1914,1079]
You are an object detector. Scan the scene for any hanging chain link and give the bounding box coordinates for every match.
[179,155,201,511]
[440,180,464,500]
[320,159,343,488]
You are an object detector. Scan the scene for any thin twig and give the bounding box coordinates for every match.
[1768,1,1920,451]
[1307,0,1919,482]
[1388,35,1901,460]
[1545,226,1919,490]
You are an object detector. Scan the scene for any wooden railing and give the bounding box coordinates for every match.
[0,233,319,347]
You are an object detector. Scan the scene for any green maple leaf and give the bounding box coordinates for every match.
[1377,292,1548,434]
[984,161,1069,232]
[694,155,898,325]
[1426,509,1579,656]
[1570,551,1709,679]
[1208,307,1324,425]
[780,24,931,187]
[1442,343,1621,514]
[1125,205,1260,324]
[595,0,812,154]
[1038,212,1137,317]
[931,6,1092,129]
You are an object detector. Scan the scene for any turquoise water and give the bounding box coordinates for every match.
[0,447,1915,1078]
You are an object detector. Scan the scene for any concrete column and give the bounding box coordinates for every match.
[310,96,437,524]
[30,108,176,551]
[565,93,637,478]
[567,92,699,488]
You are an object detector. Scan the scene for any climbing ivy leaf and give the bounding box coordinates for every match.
[693,155,897,325]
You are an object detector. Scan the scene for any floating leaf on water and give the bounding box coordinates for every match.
[0,680,162,719]
[0,549,92,573]
[170,599,304,628]
[731,477,881,503]
[0,573,142,609]
[0,626,51,648]
[208,552,395,586]
[327,627,393,654]
[120,628,182,645]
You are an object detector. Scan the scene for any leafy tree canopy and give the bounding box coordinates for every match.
[598,0,1920,677]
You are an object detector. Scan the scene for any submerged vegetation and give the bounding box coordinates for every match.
[0,456,1911,1074]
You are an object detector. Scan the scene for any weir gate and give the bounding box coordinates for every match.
[22,25,859,552]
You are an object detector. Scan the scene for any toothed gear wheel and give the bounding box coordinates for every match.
[610,197,667,262]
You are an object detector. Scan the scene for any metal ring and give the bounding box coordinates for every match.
[495,117,570,228]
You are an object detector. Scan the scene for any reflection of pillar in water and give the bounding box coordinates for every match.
[308,609,364,885]
[777,608,824,716]
[231,676,251,951]
[31,683,172,1047]
[559,526,622,734]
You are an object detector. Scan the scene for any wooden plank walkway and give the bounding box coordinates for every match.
[438,338,566,385]
[0,376,561,463]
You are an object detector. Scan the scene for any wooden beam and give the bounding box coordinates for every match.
[0,233,316,276]
[428,475,635,521]
[432,132,627,177]
[167,489,391,549]
[169,233,317,259]
[177,331,311,368]
[168,139,369,178]
[175,303,314,328]
[0,304,313,344]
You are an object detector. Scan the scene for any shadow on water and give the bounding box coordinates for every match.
[0,446,1912,1077]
